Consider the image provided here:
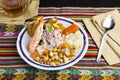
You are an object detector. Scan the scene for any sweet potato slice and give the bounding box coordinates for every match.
[62,24,79,35]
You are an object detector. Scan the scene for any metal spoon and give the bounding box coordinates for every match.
[96,15,115,62]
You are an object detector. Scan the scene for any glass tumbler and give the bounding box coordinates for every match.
[0,0,31,17]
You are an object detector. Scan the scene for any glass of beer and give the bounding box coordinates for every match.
[0,0,31,17]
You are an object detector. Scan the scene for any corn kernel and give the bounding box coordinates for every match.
[53,23,59,29]
[50,62,56,66]
[52,48,58,52]
[34,57,40,62]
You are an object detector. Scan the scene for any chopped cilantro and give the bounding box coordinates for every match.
[47,26,52,32]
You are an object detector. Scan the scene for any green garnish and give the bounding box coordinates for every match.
[47,26,52,32]
[49,22,54,25]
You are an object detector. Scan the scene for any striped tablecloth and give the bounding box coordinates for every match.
[0,7,120,79]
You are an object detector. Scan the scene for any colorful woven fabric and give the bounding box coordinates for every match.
[0,7,120,79]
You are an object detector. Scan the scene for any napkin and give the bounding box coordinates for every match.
[83,10,120,65]
[0,0,39,25]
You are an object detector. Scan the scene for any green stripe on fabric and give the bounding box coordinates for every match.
[87,50,98,53]
[0,50,17,52]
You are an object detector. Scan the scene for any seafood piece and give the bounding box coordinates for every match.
[28,17,44,54]
[36,45,45,55]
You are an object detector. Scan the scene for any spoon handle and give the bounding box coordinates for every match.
[97,32,108,62]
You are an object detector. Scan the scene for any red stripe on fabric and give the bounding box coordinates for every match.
[0,53,19,56]
[0,46,16,48]
[0,48,16,50]
[84,53,97,57]
[0,53,97,57]
[74,20,83,22]
[88,47,98,50]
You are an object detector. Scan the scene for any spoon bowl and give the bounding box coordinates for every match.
[97,15,115,62]
[102,15,115,31]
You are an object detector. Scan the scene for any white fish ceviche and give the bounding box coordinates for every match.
[27,16,83,66]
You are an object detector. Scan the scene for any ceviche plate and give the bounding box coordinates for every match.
[17,16,88,70]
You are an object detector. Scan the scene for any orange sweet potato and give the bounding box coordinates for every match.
[30,50,40,58]
[62,24,79,35]
[60,42,69,49]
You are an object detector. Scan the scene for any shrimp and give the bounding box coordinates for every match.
[28,16,44,54]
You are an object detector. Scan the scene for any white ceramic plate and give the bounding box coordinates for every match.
[17,16,88,70]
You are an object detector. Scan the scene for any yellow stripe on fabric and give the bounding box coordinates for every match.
[13,74,27,80]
